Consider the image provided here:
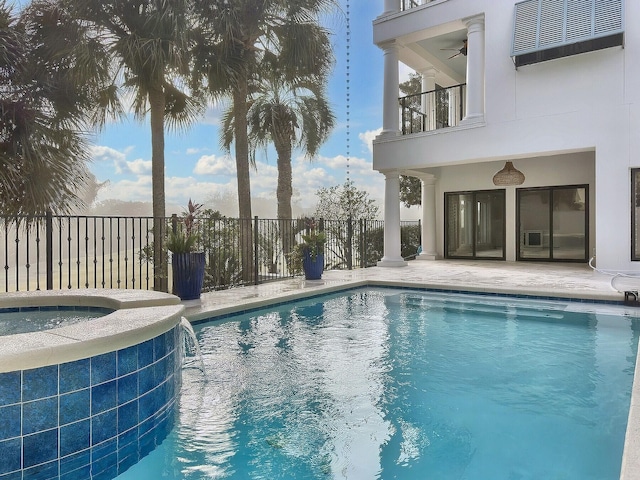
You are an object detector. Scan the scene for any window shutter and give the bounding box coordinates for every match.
[512,0,624,57]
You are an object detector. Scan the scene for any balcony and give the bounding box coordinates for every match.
[400,0,438,11]
[399,84,466,135]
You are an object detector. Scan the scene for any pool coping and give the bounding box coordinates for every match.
[182,277,640,480]
[0,289,185,372]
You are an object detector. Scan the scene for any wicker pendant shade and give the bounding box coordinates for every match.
[492,161,525,186]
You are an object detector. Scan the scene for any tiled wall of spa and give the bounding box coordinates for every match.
[0,325,182,480]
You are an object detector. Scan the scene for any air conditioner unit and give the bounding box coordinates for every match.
[524,230,543,247]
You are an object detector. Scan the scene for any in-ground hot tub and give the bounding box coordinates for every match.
[0,289,185,480]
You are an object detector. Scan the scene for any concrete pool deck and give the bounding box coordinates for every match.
[182,260,640,480]
[183,260,632,321]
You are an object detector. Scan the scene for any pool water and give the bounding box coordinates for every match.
[116,289,639,479]
[0,307,107,335]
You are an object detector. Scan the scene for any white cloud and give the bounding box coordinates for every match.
[126,159,152,175]
[91,145,126,164]
[90,145,151,176]
[193,154,236,176]
[96,176,152,203]
[186,147,207,155]
[359,128,383,154]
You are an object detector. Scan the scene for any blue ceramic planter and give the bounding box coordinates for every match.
[172,252,206,300]
[303,252,324,280]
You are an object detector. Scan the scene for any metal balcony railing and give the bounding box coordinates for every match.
[399,84,466,135]
[400,0,438,11]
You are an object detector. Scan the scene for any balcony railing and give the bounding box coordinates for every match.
[0,214,421,293]
[400,0,438,11]
[399,83,466,135]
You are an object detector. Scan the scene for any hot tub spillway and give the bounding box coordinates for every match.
[180,317,205,373]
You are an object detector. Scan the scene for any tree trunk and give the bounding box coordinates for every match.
[274,136,294,263]
[233,79,255,284]
[149,86,168,292]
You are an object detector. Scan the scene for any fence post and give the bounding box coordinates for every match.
[46,211,53,290]
[346,216,353,270]
[253,216,259,285]
[171,214,178,234]
[360,219,365,269]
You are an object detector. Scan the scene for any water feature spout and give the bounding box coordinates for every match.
[180,317,205,373]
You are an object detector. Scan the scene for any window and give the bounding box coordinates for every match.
[445,190,505,259]
[517,185,588,262]
[632,169,640,260]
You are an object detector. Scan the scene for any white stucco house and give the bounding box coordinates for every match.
[372,0,639,273]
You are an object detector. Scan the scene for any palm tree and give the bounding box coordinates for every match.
[233,71,334,258]
[64,0,202,292]
[192,0,335,282]
[0,0,115,215]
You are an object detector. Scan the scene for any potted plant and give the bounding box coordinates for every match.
[168,199,206,300]
[290,220,326,280]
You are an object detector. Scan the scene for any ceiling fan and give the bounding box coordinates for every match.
[441,39,468,59]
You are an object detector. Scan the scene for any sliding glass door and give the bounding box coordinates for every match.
[445,190,505,259]
[517,185,588,261]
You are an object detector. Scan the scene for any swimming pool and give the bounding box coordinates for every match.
[116,288,639,479]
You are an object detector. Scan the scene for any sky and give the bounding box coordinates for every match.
[18,1,418,219]
[90,1,405,218]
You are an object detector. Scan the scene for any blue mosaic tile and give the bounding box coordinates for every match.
[0,371,20,407]
[59,359,90,393]
[117,401,138,434]
[0,471,21,480]
[0,438,21,474]
[59,450,90,475]
[166,328,176,355]
[117,346,138,376]
[22,459,58,479]
[60,420,90,457]
[60,390,90,425]
[92,462,117,480]
[117,373,138,404]
[138,416,154,437]
[117,439,137,463]
[19,306,39,313]
[23,428,58,468]
[22,366,58,401]
[153,358,166,386]
[91,381,116,414]
[138,431,156,459]
[153,333,167,361]
[0,405,20,440]
[91,438,116,462]
[91,352,116,385]
[137,340,154,368]
[23,398,57,435]
[91,410,117,445]
[117,428,137,449]
[138,364,155,395]
[60,465,90,480]
[118,453,138,476]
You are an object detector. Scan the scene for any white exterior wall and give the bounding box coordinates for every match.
[373,0,638,272]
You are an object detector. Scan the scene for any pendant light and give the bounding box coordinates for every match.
[492,161,525,186]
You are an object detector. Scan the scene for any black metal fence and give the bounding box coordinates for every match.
[0,214,421,293]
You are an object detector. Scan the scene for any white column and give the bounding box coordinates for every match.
[380,41,400,138]
[417,177,437,260]
[461,15,485,124]
[378,171,408,267]
[420,67,437,131]
[383,0,400,15]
